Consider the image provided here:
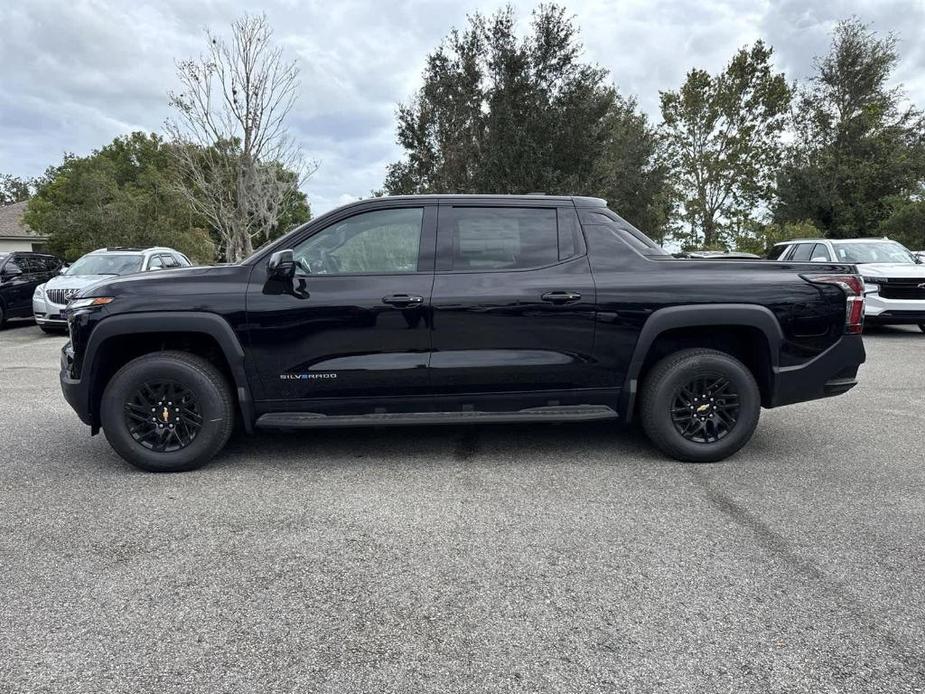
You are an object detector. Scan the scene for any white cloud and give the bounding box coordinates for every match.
[1,0,924,214]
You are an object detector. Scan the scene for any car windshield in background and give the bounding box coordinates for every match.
[66,254,144,276]
[833,241,917,264]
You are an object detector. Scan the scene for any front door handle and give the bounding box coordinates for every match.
[541,291,582,304]
[382,294,424,307]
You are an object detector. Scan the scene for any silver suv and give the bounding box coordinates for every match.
[33,247,191,332]
[770,238,925,333]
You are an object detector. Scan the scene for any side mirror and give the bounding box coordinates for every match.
[267,249,296,278]
[811,256,828,263]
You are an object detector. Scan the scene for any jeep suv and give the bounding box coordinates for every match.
[770,238,925,333]
[60,195,866,472]
[0,251,64,328]
[33,247,191,332]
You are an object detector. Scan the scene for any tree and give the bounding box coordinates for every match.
[23,133,215,261]
[167,13,315,262]
[0,174,32,205]
[383,4,670,239]
[593,96,674,244]
[775,19,925,237]
[734,219,822,256]
[877,196,925,250]
[660,41,791,248]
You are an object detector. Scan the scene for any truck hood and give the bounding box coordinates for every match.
[855,263,925,278]
[44,273,122,292]
[75,264,247,300]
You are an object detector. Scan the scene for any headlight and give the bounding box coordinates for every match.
[861,277,881,294]
[33,284,45,299]
[67,297,114,309]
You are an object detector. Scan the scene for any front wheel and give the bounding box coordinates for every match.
[639,348,761,463]
[100,351,234,472]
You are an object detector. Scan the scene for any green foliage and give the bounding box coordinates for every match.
[734,220,822,256]
[775,19,925,237]
[0,174,33,205]
[660,41,792,249]
[877,197,925,250]
[24,133,215,262]
[383,4,670,240]
[23,132,309,263]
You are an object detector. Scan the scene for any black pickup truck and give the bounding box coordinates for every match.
[60,195,866,472]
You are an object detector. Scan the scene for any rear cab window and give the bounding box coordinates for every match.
[438,206,585,271]
[582,209,670,258]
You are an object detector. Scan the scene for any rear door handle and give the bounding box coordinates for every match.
[382,294,424,307]
[541,291,582,304]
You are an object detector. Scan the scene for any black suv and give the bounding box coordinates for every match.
[0,251,64,327]
[60,195,866,472]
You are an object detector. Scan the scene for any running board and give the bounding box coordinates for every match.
[255,405,618,429]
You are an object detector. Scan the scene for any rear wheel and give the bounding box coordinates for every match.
[100,351,234,472]
[640,348,761,463]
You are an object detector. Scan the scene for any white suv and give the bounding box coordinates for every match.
[770,238,925,333]
[32,247,192,332]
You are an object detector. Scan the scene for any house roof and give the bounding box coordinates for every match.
[0,201,47,241]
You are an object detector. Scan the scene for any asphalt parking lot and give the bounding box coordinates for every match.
[0,319,923,693]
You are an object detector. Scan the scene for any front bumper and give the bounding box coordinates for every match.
[33,296,68,326]
[864,292,925,325]
[769,334,866,408]
[60,342,93,427]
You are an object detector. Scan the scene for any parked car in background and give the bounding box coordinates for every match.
[33,247,191,333]
[0,251,65,328]
[769,238,925,333]
[675,250,761,260]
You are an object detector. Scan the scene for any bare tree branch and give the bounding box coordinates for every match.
[166,13,317,261]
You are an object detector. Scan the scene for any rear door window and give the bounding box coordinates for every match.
[790,244,814,262]
[440,207,559,271]
[767,245,789,260]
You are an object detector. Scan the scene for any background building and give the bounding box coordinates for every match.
[0,201,47,252]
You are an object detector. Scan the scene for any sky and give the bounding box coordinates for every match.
[2,0,925,215]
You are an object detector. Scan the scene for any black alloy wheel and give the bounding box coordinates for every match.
[101,351,234,472]
[124,380,203,452]
[639,348,761,463]
[670,375,740,443]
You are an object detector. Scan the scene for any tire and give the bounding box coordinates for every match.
[100,351,234,472]
[639,348,761,463]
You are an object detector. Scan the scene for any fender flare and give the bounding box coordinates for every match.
[619,304,784,423]
[83,311,254,432]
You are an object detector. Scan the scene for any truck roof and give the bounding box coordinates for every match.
[366,194,607,207]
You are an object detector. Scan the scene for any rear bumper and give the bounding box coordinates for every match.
[769,334,865,408]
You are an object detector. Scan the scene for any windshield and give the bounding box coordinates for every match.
[832,241,917,264]
[66,254,144,276]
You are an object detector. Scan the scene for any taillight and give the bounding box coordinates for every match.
[802,274,865,334]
